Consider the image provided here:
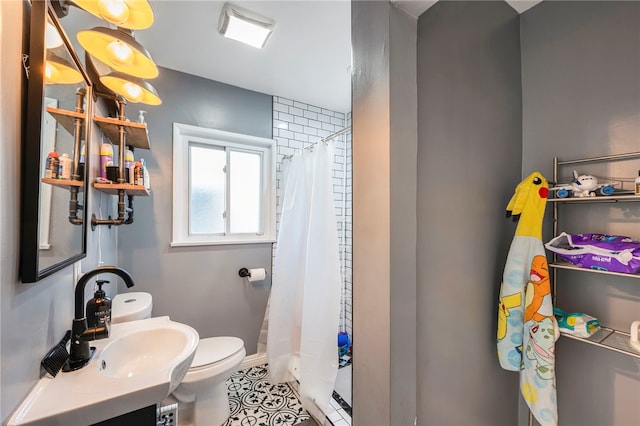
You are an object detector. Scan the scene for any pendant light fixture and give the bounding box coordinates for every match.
[100,71,162,105]
[45,51,84,84]
[77,27,158,79]
[70,0,154,30]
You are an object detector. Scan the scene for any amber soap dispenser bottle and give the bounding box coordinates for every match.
[86,280,111,330]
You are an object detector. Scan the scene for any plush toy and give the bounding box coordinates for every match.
[497,172,559,426]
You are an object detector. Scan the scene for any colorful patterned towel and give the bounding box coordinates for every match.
[497,172,559,426]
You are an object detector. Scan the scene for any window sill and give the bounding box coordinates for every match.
[170,239,276,247]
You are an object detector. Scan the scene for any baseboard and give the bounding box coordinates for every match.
[239,352,268,370]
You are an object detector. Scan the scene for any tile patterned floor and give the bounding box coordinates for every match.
[221,363,352,426]
[223,364,311,426]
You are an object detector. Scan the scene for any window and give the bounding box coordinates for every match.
[172,123,275,246]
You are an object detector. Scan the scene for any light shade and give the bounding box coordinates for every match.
[100,72,162,105]
[45,22,64,49]
[71,0,154,30]
[45,51,84,84]
[77,27,158,79]
[218,3,275,49]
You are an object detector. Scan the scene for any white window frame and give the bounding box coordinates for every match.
[172,123,276,246]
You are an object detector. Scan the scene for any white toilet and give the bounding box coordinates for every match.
[112,292,246,426]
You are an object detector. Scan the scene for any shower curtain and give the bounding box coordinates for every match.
[267,141,342,416]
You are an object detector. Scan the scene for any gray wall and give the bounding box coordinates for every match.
[352,2,417,425]
[118,68,273,354]
[1,1,117,422]
[415,1,522,424]
[521,2,640,425]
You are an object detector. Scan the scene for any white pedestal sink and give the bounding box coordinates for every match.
[6,316,199,426]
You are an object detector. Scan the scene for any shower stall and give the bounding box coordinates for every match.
[267,97,352,420]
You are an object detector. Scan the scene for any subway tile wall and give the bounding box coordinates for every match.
[272,97,353,342]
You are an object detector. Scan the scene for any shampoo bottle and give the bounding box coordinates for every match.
[86,280,111,331]
[100,143,113,179]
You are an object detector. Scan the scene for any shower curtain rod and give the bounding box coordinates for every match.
[282,126,351,160]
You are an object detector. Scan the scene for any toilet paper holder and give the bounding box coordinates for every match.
[238,267,267,282]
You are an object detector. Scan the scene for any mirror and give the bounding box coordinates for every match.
[21,1,91,283]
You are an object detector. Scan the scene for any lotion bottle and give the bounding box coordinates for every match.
[59,153,72,179]
[86,280,111,331]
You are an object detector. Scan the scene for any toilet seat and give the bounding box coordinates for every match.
[179,336,246,384]
[191,336,244,370]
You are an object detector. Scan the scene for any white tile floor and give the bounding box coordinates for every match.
[334,365,351,406]
[326,399,351,426]
[325,366,351,426]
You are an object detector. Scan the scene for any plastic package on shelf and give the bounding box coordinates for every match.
[546,232,640,274]
[554,308,601,338]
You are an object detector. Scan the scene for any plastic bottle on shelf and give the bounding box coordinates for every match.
[44,151,59,179]
[635,170,640,195]
[58,153,72,179]
[125,149,134,183]
[100,143,113,179]
[77,143,86,180]
[133,161,143,186]
[140,158,150,190]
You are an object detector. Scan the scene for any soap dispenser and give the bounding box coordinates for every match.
[86,280,111,331]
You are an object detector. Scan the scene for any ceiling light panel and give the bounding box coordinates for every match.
[218,3,275,49]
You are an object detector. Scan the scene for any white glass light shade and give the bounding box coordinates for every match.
[45,22,64,49]
[218,3,275,49]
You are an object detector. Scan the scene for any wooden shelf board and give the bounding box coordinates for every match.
[93,183,150,196]
[94,115,150,150]
[560,327,640,359]
[41,177,84,189]
[45,106,85,136]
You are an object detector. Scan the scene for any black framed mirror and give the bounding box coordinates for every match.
[21,0,91,283]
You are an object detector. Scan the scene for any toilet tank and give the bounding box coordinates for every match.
[112,292,153,323]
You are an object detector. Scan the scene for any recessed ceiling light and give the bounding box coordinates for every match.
[218,3,275,49]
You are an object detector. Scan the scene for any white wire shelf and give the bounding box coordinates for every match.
[560,327,640,359]
[549,261,640,280]
[548,193,640,203]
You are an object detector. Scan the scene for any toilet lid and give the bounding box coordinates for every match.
[191,337,244,368]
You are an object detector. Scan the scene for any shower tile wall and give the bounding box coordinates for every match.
[272,97,353,341]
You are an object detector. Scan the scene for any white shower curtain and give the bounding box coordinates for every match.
[267,141,342,416]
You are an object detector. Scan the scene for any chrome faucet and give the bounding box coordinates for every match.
[68,266,135,370]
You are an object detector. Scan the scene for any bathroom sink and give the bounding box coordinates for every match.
[99,326,192,385]
[6,316,199,426]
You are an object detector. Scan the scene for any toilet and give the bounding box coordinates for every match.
[112,292,246,426]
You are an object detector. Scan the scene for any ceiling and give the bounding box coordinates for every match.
[134,1,352,113]
[62,1,544,114]
[392,0,543,17]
